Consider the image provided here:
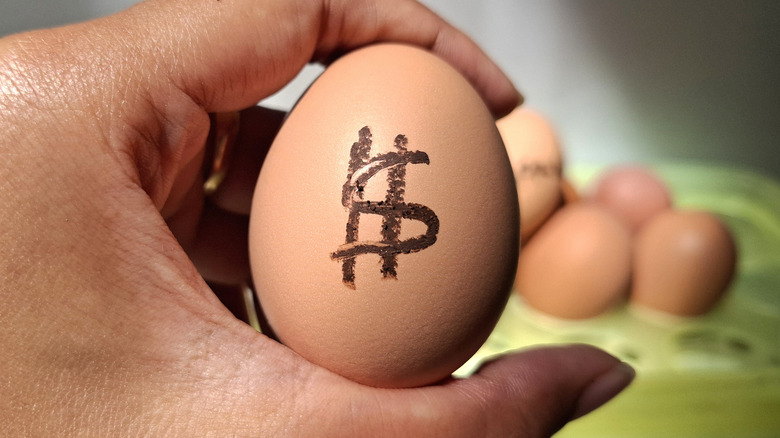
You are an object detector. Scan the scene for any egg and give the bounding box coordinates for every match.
[631,210,737,316]
[515,202,632,319]
[249,44,519,388]
[560,177,580,205]
[590,165,673,233]
[497,108,563,242]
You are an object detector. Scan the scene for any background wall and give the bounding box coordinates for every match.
[2,0,778,179]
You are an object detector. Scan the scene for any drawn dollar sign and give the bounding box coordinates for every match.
[330,126,440,288]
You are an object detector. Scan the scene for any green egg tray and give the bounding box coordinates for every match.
[455,163,780,438]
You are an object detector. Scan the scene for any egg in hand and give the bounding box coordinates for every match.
[249,44,519,388]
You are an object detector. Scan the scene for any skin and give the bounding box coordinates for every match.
[0,0,633,436]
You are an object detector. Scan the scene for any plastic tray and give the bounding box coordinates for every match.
[455,162,780,437]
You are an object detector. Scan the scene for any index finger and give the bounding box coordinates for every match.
[102,0,521,117]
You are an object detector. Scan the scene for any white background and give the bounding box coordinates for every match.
[2,0,778,180]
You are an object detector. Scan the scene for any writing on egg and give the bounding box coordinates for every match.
[330,126,439,288]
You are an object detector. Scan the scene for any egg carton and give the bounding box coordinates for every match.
[457,162,780,438]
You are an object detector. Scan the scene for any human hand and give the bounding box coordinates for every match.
[0,0,634,436]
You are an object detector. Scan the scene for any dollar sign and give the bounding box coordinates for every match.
[330,126,439,288]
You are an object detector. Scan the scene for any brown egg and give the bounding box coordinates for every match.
[515,203,632,319]
[590,165,672,233]
[632,210,737,316]
[249,44,519,388]
[560,177,580,205]
[497,108,563,242]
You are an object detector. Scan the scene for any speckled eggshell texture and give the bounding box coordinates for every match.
[249,44,519,388]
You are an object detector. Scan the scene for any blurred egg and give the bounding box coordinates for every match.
[590,165,672,233]
[497,108,563,242]
[249,44,519,388]
[560,177,580,205]
[632,210,737,316]
[515,203,632,319]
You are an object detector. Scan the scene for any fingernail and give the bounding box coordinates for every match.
[516,90,525,106]
[571,362,636,420]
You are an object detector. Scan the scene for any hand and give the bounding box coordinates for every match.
[0,0,633,436]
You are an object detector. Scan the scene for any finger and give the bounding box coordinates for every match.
[370,345,635,437]
[454,345,634,436]
[450,345,634,437]
[161,143,207,220]
[111,0,519,114]
[165,165,205,249]
[186,201,251,285]
[167,106,283,283]
[208,106,286,215]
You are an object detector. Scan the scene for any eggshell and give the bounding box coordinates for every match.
[631,210,737,316]
[590,165,672,233]
[497,108,563,242]
[249,44,519,388]
[515,203,632,319]
[560,177,580,205]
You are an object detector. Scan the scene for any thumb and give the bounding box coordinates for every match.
[422,345,636,437]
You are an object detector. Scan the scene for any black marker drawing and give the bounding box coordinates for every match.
[517,161,562,178]
[330,126,439,288]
